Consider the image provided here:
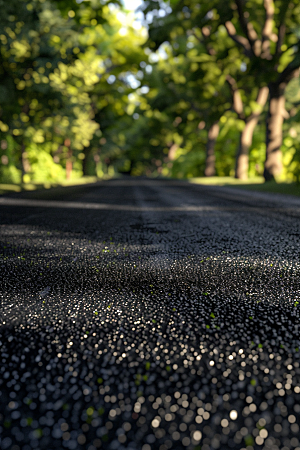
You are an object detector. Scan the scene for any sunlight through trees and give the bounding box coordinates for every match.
[1,0,300,184]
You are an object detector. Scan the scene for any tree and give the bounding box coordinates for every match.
[142,0,300,181]
[0,0,92,181]
[221,0,300,181]
[77,3,147,176]
[226,75,269,179]
[0,0,141,183]
[141,0,261,178]
[139,16,240,177]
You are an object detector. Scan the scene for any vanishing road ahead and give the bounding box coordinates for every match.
[1,179,300,450]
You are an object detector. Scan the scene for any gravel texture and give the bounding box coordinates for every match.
[1,178,300,450]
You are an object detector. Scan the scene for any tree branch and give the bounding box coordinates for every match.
[247,86,269,121]
[275,23,286,56]
[261,0,275,59]
[225,21,252,58]
[277,51,300,85]
[226,74,244,119]
[191,29,215,55]
[275,1,290,57]
[235,0,260,56]
[256,85,269,106]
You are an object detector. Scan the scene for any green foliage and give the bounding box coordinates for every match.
[0,0,146,183]
[26,143,65,182]
[135,0,300,180]
[1,0,300,183]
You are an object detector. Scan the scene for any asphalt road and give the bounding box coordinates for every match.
[1,178,300,450]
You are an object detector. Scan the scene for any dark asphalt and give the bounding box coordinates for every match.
[1,179,300,450]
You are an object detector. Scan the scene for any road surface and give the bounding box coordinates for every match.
[1,179,300,450]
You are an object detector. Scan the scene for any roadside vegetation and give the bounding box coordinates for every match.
[1,0,300,187]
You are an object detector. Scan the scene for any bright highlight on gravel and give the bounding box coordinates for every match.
[1,179,300,450]
[229,410,238,420]
[193,430,202,441]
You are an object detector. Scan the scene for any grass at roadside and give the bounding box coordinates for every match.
[189,176,300,198]
[0,176,107,196]
[189,176,265,186]
[2,174,300,199]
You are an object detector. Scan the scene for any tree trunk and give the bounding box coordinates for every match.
[205,121,219,177]
[21,143,32,183]
[21,143,26,182]
[66,153,72,180]
[264,82,286,181]
[82,146,91,176]
[235,86,269,180]
[64,139,72,180]
[168,143,179,161]
[235,123,254,180]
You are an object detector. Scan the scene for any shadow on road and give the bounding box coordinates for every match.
[1,179,300,450]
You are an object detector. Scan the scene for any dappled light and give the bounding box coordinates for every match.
[2,179,300,450]
[1,0,300,184]
[2,1,300,450]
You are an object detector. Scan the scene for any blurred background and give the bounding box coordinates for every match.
[1,0,300,191]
